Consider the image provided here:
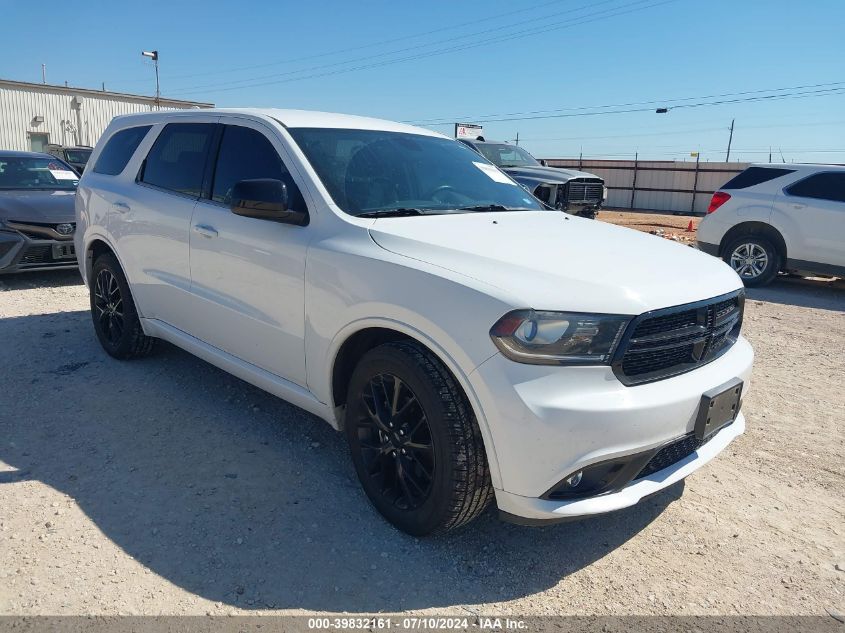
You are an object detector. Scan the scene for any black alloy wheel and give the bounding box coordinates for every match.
[93,268,125,347]
[357,372,435,510]
[90,253,156,359]
[345,341,493,535]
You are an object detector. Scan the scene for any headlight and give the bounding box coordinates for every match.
[490,310,631,365]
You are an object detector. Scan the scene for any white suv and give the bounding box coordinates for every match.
[76,109,753,535]
[698,164,845,286]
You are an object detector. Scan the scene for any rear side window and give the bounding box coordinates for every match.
[721,167,795,190]
[211,125,306,210]
[140,123,216,197]
[786,172,845,203]
[93,126,151,175]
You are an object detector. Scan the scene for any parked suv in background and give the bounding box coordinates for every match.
[76,109,752,535]
[46,145,93,175]
[459,138,606,218]
[698,164,845,286]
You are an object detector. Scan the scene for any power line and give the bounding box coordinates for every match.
[411,81,845,125]
[108,0,573,87]
[166,0,677,96]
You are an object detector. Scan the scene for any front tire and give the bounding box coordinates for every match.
[344,341,493,535]
[90,253,156,359]
[724,235,780,287]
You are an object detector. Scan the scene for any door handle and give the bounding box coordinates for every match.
[111,202,130,213]
[193,224,218,238]
[791,203,806,210]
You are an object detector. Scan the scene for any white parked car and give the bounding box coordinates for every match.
[698,164,845,286]
[76,109,753,535]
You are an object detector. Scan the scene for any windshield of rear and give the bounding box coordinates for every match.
[287,128,543,216]
[0,157,79,190]
[65,149,92,164]
[475,143,540,168]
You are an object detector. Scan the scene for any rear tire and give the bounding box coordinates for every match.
[723,235,780,287]
[90,253,156,359]
[344,341,493,535]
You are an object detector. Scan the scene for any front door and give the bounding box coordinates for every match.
[188,119,311,386]
[775,171,845,268]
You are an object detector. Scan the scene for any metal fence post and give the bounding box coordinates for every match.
[690,153,700,214]
[630,152,638,209]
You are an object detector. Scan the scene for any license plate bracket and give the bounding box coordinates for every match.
[52,243,75,259]
[695,378,743,440]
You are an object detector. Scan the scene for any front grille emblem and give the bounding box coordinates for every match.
[56,223,74,236]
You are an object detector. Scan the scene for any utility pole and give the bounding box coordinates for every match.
[41,64,46,84]
[142,50,160,110]
[725,118,735,162]
[514,132,519,146]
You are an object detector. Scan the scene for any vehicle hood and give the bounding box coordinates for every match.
[368,211,742,315]
[0,190,76,224]
[504,165,600,185]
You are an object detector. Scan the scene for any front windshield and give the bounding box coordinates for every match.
[65,149,92,164]
[0,157,79,190]
[476,143,540,168]
[287,128,543,216]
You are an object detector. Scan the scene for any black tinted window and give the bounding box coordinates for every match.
[211,125,305,211]
[140,123,215,197]
[288,128,542,216]
[786,172,845,203]
[721,167,795,190]
[93,126,151,175]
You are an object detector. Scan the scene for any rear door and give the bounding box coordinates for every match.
[773,171,845,269]
[188,117,311,386]
[112,119,218,330]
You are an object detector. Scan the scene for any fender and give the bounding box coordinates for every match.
[323,316,504,489]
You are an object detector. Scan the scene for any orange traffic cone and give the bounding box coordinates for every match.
[686,220,695,232]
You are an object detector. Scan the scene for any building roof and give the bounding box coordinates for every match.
[0,78,213,109]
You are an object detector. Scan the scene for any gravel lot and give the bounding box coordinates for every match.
[0,253,843,616]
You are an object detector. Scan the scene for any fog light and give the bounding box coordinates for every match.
[566,471,583,487]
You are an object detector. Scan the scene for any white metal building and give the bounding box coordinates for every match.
[0,78,212,153]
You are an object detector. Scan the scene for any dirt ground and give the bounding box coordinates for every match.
[598,209,700,245]
[0,228,843,616]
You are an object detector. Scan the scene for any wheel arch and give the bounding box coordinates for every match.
[83,235,124,287]
[327,321,503,489]
[719,222,787,264]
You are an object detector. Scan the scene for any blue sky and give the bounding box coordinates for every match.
[2,0,843,163]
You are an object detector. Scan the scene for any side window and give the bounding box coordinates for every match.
[140,123,216,197]
[786,173,845,203]
[211,125,305,211]
[721,167,795,190]
[93,126,151,175]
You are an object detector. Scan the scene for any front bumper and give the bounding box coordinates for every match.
[470,335,754,522]
[0,230,78,274]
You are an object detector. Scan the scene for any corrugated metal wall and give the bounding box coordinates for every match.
[0,83,207,152]
[546,158,751,215]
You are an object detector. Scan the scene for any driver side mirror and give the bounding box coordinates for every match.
[230,179,308,226]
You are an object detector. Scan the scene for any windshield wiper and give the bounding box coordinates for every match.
[457,204,534,212]
[357,208,432,218]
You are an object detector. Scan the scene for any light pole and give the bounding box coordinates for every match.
[141,50,160,110]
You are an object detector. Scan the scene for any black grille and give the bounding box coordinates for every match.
[636,425,726,479]
[18,245,74,267]
[613,291,744,385]
[20,245,53,264]
[562,178,603,204]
